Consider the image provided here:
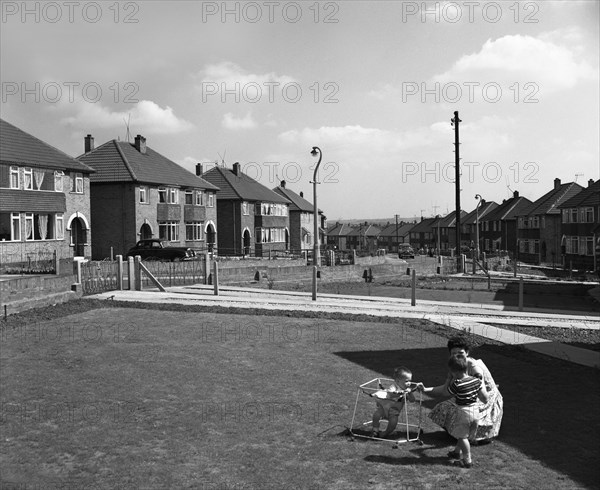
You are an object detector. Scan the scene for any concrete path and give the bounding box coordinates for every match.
[89,285,600,369]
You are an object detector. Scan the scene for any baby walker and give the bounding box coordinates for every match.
[349,377,424,447]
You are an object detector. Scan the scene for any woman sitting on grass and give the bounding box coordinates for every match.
[428,336,503,444]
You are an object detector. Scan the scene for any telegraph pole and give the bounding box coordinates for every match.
[395,214,399,252]
[451,111,462,272]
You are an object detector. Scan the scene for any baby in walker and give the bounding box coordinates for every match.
[370,366,416,438]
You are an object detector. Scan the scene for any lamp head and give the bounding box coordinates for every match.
[310,147,319,157]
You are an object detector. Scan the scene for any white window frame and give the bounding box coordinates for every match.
[139,186,148,204]
[184,190,194,205]
[10,166,20,189]
[168,188,178,204]
[196,191,204,206]
[158,187,167,203]
[24,213,34,241]
[242,202,249,215]
[54,171,64,192]
[72,172,83,194]
[185,221,204,241]
[23,167,33,190]
[11,212,21,241]
[207,193,214,207]
[158,221,179,242]
[55,214,64,240]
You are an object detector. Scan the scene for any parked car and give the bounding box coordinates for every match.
[398,243,415,259]
[126,239,196,261]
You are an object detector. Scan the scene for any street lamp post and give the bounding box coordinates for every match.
[475,194,483,263]
[310,146,322,301]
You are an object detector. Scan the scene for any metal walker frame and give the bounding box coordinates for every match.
[349,377,424,446]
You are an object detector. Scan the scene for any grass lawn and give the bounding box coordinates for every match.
[1,304,599,489]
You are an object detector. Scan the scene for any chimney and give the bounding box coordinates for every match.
[196,163,203,176]
[299,191,303,198]
[513,190,519,198]
[589,179,595,187]
[554,178,561,189]
[84,134,94,153]
[233,162,241,176]
[134,135,146,154]
[281,180,286,188]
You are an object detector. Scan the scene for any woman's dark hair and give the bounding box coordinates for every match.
[447,336,471,353]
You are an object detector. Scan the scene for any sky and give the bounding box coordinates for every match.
[1,0,598,221]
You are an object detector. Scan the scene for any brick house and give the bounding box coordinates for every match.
[201,163,291,257]
[432,211,467,252]
[517,178,583,266]
[557,179,599,271]
[272,180,327,253]
[0,118,94,266]
[345,223,381,253]
[78,134,219,260]
[326,222,351,250]
[409,217,436,251]
[479,191,532,255]
[460,201,498,251]
[377,222,414,252]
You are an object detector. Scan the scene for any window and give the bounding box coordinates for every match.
[531,217,539,229]
[581,207,594,223]
[255,227,286,243]
[54,171,64,192]
[10,166,20,189]
[139,187,148,204]
[24,213,34,241]
[55,214,64,239]
[11,213,21,241]
[158,188,167,203]
[185,190,194,205]
[583,236,594,256]
[185,221,204,241]
[71,172,83,193]
[23,168,33,190]
[158,221,179,241]
[207,193,214,207]
[565,236,578,254]
[242,202,249,215]
[562,209,569,223]
[196,191,204,206]
[168,188,178,204]
[570,208,578,223]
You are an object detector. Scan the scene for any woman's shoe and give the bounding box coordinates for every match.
[453,460,473,468]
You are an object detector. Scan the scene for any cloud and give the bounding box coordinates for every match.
[433,30,598,95]
[196,61,296,101]
[59,99,194,134]
[222,112,257,130]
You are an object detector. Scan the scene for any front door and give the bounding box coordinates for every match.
[71,218,86,256]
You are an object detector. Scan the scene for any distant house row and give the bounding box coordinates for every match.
[327,181,599,271]
[0,119,326,266]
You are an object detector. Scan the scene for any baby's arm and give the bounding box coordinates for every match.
[477,378,489,403]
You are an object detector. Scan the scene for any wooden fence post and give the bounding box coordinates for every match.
[134,256,142,291]
[411,269,416,306]
[127,256,135,290]
[116,255,123,290]
[213,261,219,295]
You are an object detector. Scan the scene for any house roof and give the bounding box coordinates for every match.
[344,224,382,237]
[409,217,437,233]
[0,118,94,173]
[519,181,583,216]
[438,210,468,228]
[202,165,291,203]
[461,201,499,225]
[378,222,415,237]
[78,139,218,190]
[272,184,316,212]
[482,193,533,221]
[327,222,352,236]
[558,179,600,208]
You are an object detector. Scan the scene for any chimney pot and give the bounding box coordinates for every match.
[233,162,241,176]
[134,135,146,154]
[84,134,94,153]
[196,163,203,176]
[281,180,286,188]
[513,191,519,198]
[589,179,595,187]
[299,191,303,197]
[554,178,561,189]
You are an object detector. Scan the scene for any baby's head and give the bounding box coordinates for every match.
[448,356,468,376]
[393,366,413,389]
